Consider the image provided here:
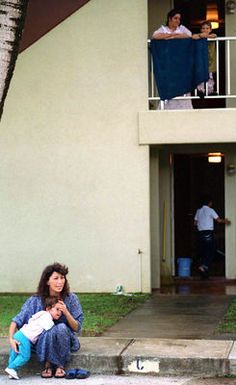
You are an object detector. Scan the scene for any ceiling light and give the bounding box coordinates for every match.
[206,3,219,29]
[208,152,223,163]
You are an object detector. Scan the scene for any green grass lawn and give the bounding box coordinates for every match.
[0,293,149,337]
[217,297,236,334]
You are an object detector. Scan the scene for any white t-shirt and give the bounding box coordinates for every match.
[194,205,219,231]
[153,25,192,37]
[20,311,54,344]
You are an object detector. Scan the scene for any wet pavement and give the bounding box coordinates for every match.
[102,279,235,339]
[159,278,236,296]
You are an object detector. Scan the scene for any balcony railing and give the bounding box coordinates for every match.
[148,37,236,110]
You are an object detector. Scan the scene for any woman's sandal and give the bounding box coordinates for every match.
[41,367,53,378]
[54,366,66,378]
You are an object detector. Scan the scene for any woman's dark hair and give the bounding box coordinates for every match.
[37,262,70,300]
[166,8,182,26]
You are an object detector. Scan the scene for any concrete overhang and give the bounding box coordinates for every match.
[138,109,236,145]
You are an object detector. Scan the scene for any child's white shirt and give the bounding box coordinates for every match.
[20,311,54,344]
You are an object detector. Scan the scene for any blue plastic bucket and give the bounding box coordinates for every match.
[177,257,192,277]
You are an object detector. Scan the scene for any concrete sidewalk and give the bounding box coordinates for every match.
[1,291,236,378]
[102,294,233,339]
[1,336,236,377]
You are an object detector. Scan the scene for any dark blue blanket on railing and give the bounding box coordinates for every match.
[150,38,209,100]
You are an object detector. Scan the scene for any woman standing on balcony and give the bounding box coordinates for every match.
[152,8,192,40]
[152,9,193,110]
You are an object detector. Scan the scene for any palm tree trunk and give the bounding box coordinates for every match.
[0,0,28,120]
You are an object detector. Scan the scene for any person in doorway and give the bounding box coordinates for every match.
[8,262,83,378]
[5,296,62,380]
[194,195,231,278]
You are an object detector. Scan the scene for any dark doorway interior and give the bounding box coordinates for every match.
[174,153,225,276]
[174,0,225,34]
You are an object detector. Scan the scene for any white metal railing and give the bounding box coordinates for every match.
[148,37,236,109]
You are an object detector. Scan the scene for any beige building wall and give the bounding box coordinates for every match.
[225,146,236,278]
[150,148,160,289]
[157,148,173,283]
[225,3,236,108]
[0,0,151,292]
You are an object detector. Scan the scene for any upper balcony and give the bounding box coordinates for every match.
[138,36,236,146]
[148,36,236,110]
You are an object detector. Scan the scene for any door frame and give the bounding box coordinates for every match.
[150,144,235,290]
[170,150,226,278]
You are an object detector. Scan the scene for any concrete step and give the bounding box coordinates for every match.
[1,337,236,377]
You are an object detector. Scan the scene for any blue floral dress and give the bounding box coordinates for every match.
[12,293,83,367]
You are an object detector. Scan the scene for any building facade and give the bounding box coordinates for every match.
[0,0,235,293]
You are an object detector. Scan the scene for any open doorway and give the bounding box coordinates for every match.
[173,153,225,276]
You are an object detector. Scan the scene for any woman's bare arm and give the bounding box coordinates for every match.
[152,31,191,40]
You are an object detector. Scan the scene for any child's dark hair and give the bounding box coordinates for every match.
[201,20,212,29]
[44,295,59,309]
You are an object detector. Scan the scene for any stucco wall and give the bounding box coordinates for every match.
[0,0,150,292]
[139,109,236,144]
[225,4,236,108]
[225,147,236,278]
[150,148,160,289]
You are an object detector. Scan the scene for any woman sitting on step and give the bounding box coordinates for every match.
[8,262,83,379]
